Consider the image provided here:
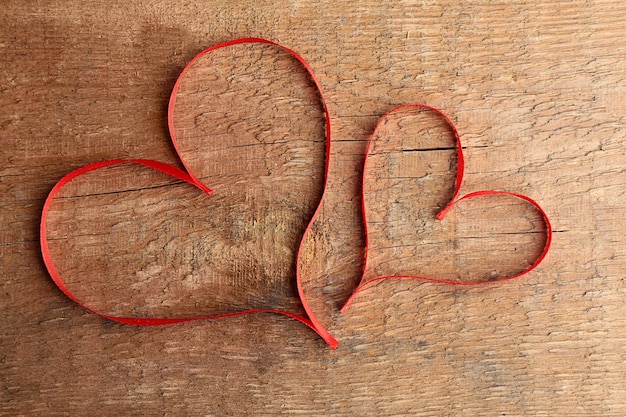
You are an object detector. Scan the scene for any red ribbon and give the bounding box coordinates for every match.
[41,39,552,349]
[341,104,552,311]
[40,38,338,349]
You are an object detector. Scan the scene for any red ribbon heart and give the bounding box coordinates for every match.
[40,38,338,349]
[341,104,552,311]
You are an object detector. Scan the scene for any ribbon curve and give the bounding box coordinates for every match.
[40,38,338,349]
[41,41,552,348]
[340,104,552,311]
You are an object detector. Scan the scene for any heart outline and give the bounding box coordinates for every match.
[40,38,338,349]
[340,104,553,311]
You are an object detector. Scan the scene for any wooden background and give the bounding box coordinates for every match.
[1,0,624,415]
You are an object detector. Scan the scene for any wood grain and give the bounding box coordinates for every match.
[1,1,625,416]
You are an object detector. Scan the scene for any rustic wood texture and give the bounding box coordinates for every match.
[1,1,624,416]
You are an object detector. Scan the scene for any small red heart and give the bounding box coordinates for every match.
[341,104,552,311]
[41,38,338,348]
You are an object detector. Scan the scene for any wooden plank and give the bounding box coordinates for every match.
[1,1,625,415]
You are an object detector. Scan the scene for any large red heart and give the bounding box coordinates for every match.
[341,104,552,311]
[40,38,338,348]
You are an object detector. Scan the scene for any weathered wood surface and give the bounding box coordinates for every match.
[1,1,624,415]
